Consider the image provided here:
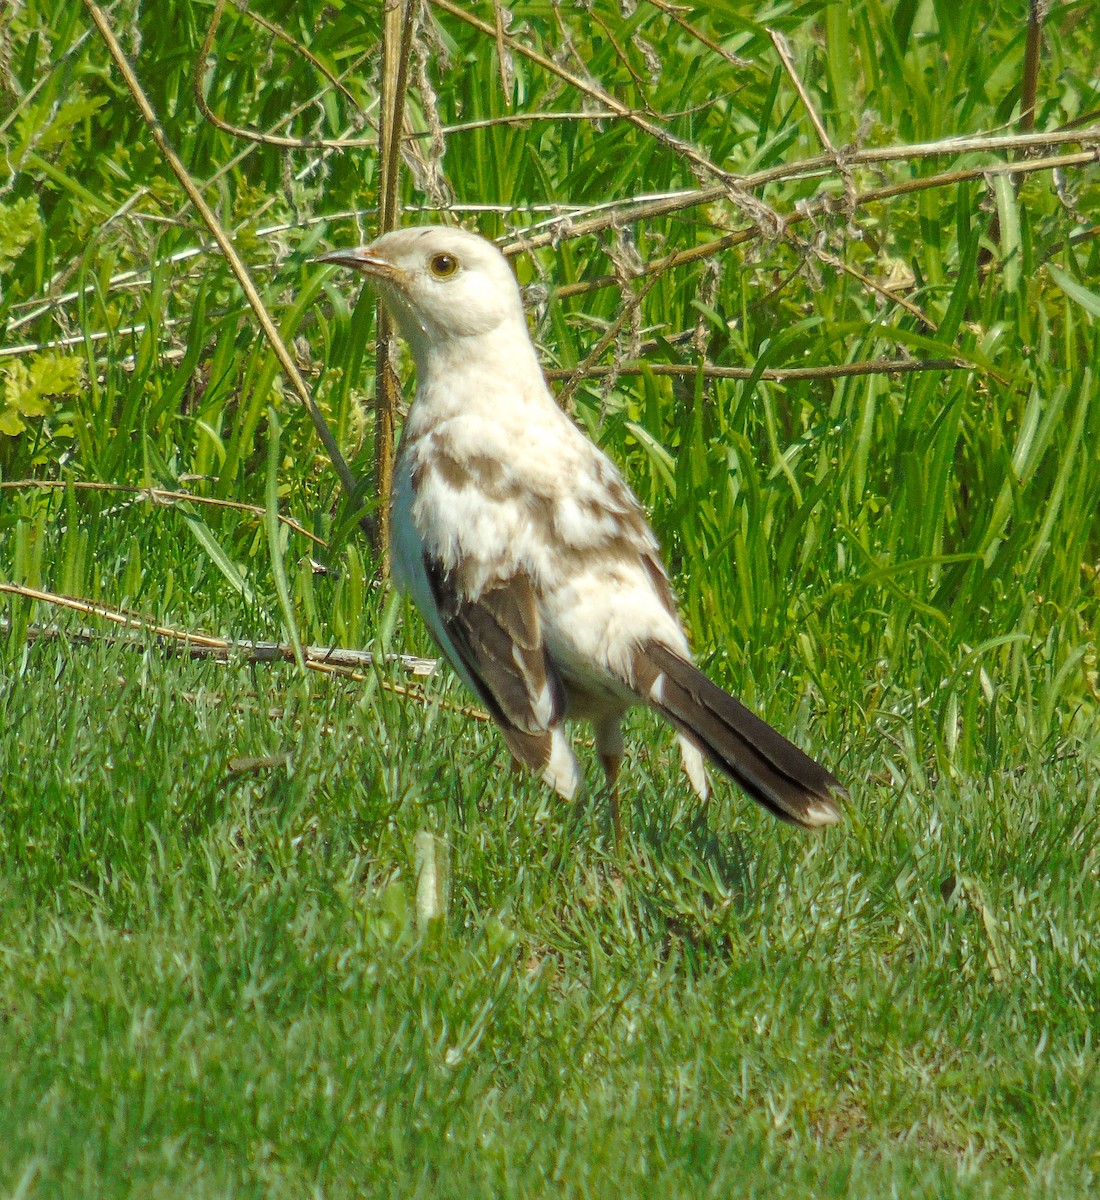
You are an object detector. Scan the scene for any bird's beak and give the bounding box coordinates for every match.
[316,245,405,286]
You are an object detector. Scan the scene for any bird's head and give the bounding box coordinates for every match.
[318,226,528,365]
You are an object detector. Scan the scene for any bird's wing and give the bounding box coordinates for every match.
[421,554,581,797]
[393,413,678,800]
[587,455,679,612]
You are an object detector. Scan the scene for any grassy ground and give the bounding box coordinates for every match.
[2,0,1099,1196]
[1,574,1097,1198]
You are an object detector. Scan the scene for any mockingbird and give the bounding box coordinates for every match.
[320,226,844,830]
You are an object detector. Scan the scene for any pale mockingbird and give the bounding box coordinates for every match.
[320,226,844,830]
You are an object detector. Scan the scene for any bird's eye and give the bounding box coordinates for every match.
[429,252,458,278]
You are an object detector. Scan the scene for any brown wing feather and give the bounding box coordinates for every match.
[633,642,844,828]
[423,557,565,774]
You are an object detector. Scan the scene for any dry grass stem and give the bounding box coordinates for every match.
[0,480,326,545]
[80,0,360,510]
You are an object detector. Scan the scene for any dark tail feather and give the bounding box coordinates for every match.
[643,643,845,828]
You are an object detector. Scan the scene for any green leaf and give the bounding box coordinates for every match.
[0,407,27,436]
[0,196,42,275]
[994,175,1021,295]
[265,406,305,673]
[1047,264,1100,319]
[178,513,255,606]
[0,352,83,437]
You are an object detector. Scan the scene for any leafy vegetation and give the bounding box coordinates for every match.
[1,1,1098,1196]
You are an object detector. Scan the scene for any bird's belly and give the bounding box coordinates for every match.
[541,562,690,679]
[558,666,634,722]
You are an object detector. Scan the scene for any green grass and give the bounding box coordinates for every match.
[1,602,1097,1197]
[2,0,1099,1196]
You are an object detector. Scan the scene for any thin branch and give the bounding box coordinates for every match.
[430,0,735,190]
[644,0,751,70]
[543,147,1100,298]
[408,103,718,137]
[193,0,372,149]
[6,209,376,337]
[1,319,180,359]
[529,232,754,296]
[0,587,501,721]
[555,272,662,409]
[585,6,655,110]
[12,117,1096,345]
[2,611,433,674]
[543,359,968,384]
[503,130,1100,255]
[812,243,937,330]
[769,27,835,155]
[371,0,418,566]
[82,0,360,520]
[1039,224,1100,265]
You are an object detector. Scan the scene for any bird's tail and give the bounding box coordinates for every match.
[641,643,844,828]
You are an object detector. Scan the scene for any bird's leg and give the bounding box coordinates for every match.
[595,717,625,848]
[599,749,623,847]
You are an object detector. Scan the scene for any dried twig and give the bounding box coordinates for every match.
[11,126,1095,354]
[409,105,717,137]
[555,272,662,409]
[504,133,1100,255]
[1,608,433,674]
[81,1,362,517]
[0,585,499,715]
[429,0,735,190]
[768,28,835,156]
[543,146,1099,299]
[543,358,967,384]
[0,479,326,545]
[194,0,369,149]
[371,0,419,565]
[644,0,751,70]
[0,584,500,721]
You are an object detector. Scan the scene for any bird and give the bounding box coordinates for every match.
[318,226,844,832]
